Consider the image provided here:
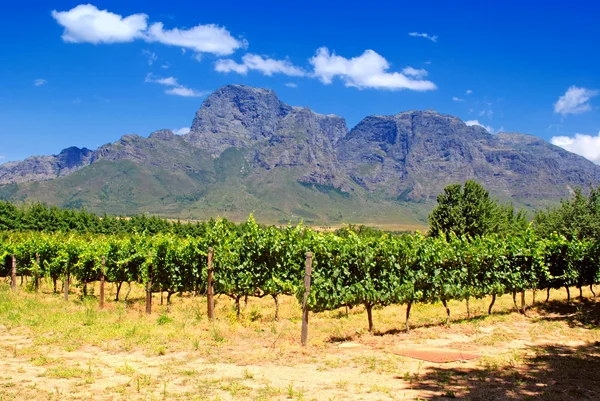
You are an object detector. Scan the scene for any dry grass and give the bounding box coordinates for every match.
[0,280,599,400]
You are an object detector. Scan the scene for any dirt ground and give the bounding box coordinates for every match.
[1,284,599,400]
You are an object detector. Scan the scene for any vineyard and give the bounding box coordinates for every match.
[2,215,599,335]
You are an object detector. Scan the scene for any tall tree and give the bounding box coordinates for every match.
[428,180,508,238]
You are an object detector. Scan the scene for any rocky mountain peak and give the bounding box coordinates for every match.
[149,129,176,141]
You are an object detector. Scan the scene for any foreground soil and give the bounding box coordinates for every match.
[1,283,599,400]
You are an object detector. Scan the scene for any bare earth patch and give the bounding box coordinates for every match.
[1,284,599,400]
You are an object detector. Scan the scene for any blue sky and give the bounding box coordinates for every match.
[1,1,599,163]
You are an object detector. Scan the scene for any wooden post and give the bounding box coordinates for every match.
[64,271,70,301]
[11,255,16,291]
[100,256,105,309]
[145,255,153,315]
[301,252,313,346]
[35,253,40,293]
[207,247,215,320]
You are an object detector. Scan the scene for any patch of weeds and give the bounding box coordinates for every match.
[30,355,58,366]
[46,365,89,379]
[255,383,281,400]
[353,355,400,374]
[155,345,167,356]
[157,314,172,325]
[210,325,226,344]
[334,380,349,390]
[221,380,250,397]
[115,362,136,375]
[242,368,254,379]
[249,307,263,322]
[83,305,97,326]
[180,369,197,376]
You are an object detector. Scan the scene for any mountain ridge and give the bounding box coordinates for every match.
[1,84,598,224]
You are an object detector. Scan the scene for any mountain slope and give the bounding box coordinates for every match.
[1,85,598,225]
[336,110,599,203]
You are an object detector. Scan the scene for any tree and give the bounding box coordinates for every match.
[429,180,499,238]
[534,186,600,240]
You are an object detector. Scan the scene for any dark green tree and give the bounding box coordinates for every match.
[428,180,520,238]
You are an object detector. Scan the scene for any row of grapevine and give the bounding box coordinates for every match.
[2,217,599,332]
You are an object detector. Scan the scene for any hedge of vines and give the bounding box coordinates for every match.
[2,216,599,331]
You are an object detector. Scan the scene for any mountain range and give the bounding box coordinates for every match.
[1,84,598,227]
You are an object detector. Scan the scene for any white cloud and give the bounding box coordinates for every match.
[165,86,206,97]
[51,4,148,44]
[161,63,170,69]
[401,66,428,79]
[52,5,243,56]
[551,132,600,164]
[453,97,465,102]
[309,47,436,91]
[554,86,598,115]
[146,22,244,56]
[142,50,157,65]
[215,59,248,74]
[465,120,502,134]
[173,127,191,136]
[145,74,178,86]
[466,89,473,94]
[0,155,5,160]
[145,74,206,97]
[34,79,47,86]
[215,54,305,76]
[408,32,438,42]
[285,82,298,88]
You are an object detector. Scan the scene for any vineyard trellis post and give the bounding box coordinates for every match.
[11,255,16,291]
[301,251,313,347]
[100,256,105,309]
[207,247,215,320]
[145,253,153,315]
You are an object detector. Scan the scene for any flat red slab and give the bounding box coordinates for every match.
[390,348,481,363]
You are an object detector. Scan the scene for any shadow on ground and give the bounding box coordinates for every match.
[408,341,600,400]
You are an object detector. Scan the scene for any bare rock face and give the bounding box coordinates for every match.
[336,110,600,201]
[185,85,349,189]
[186,85,293,156]
[0,147,93,184]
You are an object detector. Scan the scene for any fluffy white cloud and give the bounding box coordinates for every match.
[51,4,148,44]
[465,119,502,134]
[145,74,206,97]
[554,86,598,115]
[165,86,206,97]
[214,59,248,74]
[52,4,243,56]
[408,32,438,42]
[401,66,428,79]
[466,89,473,95]
[173,127,191,136]
[453,97,464,102]
[146,22,243,56]
[215,54,305,76]
[551,132,600,164]
[34,79,47,86]
[309,47,436,91]
[285,82,298,88]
